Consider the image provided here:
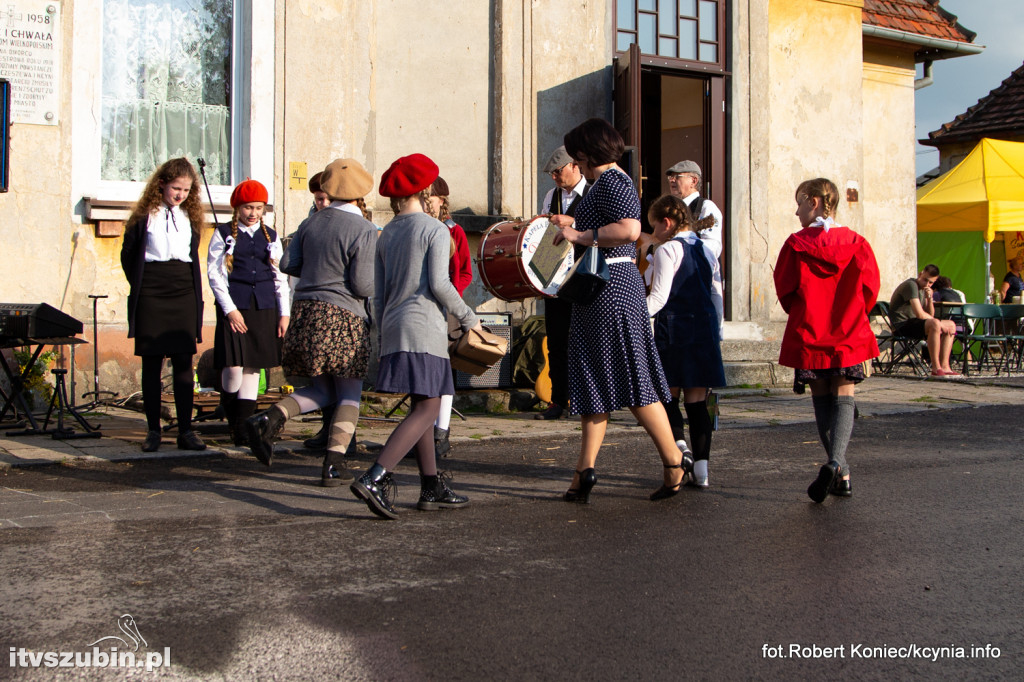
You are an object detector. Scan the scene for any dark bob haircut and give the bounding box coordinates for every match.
[564,118,625,166]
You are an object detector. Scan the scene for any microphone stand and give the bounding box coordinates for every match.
[196,158,222,227]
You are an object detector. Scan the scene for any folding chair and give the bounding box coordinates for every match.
[998,304,1024,372]
[958,304,1008,376]
[872,302,928,376]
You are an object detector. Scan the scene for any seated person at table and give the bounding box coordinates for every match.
[932,276,965,304]
[1000,256,1023,303]
[933,276,966,335]
[889,265,960,377]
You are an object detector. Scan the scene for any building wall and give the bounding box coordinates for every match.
[862,44,919,299]
[740,0,867,336]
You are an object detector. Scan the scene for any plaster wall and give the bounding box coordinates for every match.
[862,46,918,299]
[761,0,866,327]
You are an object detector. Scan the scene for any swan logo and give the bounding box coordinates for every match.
[8,614,171,671]
[88,614,148,651]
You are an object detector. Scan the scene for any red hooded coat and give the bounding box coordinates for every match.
[774,225,880,369]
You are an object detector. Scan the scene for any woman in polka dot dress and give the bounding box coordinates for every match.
[550,118,687,503]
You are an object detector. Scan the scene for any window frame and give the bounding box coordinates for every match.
[70,0,273,211]
[614,0,728,74]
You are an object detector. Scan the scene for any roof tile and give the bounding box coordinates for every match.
[926,62,1024,144]
[862,0,974,44]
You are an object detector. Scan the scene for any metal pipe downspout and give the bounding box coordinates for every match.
[915,60,934,90]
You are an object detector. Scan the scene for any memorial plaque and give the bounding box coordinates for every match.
[0,1,60,125]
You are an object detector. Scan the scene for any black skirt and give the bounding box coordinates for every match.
[214,294,282,369]
[134,261,198,357]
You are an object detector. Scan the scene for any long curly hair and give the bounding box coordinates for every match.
[126,158,205,235]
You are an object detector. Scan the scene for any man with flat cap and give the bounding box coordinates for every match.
[666,160,723,259]
[537,146,588,420]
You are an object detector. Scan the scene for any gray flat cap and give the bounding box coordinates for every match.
[666,160,702,176]
[543,146,574,173]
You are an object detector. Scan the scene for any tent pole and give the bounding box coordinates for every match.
[985,240,992,302]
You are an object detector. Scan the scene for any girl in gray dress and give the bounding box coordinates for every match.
[350,154,481,519]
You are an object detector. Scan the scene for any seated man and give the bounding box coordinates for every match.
[889,264,960,377]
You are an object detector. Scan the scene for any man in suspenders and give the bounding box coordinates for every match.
[666,160,723,260]
[537,146,588,420]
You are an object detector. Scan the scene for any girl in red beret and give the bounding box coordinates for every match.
[120,158,207,452]
[207,179,290,446]
[774,178,880,502]
[350,154,482,519]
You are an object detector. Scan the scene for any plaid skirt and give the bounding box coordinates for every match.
[282,300,370,378]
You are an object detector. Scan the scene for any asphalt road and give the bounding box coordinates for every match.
[0,404,1020,680]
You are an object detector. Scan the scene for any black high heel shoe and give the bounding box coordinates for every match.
[563,468,597,504]
[650,462,684,501]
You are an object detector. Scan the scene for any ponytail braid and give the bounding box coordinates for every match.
[225,210,239,273]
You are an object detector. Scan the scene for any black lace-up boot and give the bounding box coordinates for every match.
[350,463,398,519]
[417,472,469,511]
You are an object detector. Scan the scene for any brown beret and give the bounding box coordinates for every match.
[319,158,373,201]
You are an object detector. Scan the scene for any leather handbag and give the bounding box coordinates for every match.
[557,230,609,305]
[449,325,509,376]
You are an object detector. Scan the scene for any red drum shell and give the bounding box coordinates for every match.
[477,217,571,302]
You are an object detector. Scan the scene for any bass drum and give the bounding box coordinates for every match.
[477,216,574,302]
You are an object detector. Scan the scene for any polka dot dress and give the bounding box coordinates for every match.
[567,167,670,415]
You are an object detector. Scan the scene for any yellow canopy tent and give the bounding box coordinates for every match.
[917,138,1024,301]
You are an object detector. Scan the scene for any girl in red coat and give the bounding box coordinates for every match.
[773,178,880,502]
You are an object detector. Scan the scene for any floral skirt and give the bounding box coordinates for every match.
[793,364,866,394]
[282,300,370,378]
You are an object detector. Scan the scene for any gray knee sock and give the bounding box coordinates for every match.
[829,396,855,475]
[811,394,833,454]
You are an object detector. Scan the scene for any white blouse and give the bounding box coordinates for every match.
[144,205,194,263]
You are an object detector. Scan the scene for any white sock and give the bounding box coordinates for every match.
[436,394,454,430]
[675,439,692,455]
[693,459,708,482]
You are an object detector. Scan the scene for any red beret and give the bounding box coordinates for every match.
[230,179,269,207]
[379,153,439,198]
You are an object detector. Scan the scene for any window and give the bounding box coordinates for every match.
[71,0,272,206]
[100,0,232,184]
[616,0,725,69]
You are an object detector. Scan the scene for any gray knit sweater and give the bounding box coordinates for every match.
[281,207,377,319]
[374,212,477,358]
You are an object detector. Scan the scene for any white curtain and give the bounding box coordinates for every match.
[101,0,232,184]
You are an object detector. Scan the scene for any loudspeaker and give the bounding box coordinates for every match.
[0,79,9,193]
[454,313,513,389]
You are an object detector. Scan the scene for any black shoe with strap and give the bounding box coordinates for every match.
[563,468,597,503]
[650,461,684,501]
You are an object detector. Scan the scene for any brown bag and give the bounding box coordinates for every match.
[449,326,508,376]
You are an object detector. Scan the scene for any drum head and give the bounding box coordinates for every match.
[519,217,573,296]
